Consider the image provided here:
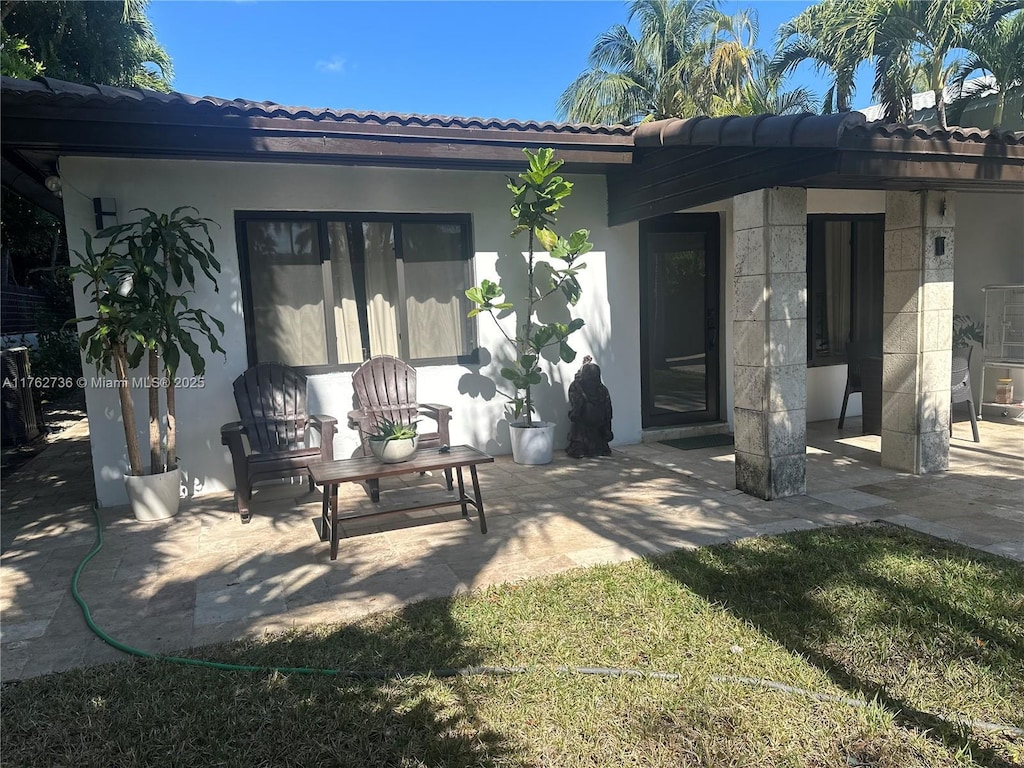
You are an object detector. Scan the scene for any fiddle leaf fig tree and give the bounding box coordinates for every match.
[70,207,226,477]
[466,148,592,426]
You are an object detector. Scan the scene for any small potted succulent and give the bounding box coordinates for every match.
[368,418,419,463]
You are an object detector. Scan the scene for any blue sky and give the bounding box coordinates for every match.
[149,1,875,122]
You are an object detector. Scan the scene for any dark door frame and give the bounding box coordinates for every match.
[639,212,721,428]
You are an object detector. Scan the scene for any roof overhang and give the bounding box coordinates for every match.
[1,76,635,218]
[608,113,1024,225]
[4,78,1023,228]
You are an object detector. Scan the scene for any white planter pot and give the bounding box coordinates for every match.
[509,421,555,465]
[369,436,419,463]
[124,468,182,522]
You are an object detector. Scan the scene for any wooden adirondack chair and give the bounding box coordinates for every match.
[348,355,452,501]
[221,362,337,522]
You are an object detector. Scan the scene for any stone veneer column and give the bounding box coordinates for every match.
[881,190,955,473]
[733,187,808,499]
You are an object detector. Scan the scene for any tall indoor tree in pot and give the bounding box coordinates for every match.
[70,207,225,520]
[466,148,592,464]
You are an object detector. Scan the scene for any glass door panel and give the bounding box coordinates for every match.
[640,215,720,427]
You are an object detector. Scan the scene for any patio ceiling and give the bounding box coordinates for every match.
[608,112,1024,225]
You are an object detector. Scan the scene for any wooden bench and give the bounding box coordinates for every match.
[310,445,493,560]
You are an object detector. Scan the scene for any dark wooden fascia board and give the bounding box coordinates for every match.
[840,133,1024,159]
[4,99,634,145]
[607,148,839,226]
[1,101,634,153]
[0,115,632,172]
[835,149,1024,187]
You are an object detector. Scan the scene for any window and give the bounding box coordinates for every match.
[237,213,476,371]
[806,215,884,366]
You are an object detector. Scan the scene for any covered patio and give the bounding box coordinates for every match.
[2,415,1020,682]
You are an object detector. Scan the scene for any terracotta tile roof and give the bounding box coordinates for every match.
[1,75,633,137]
[634,112,1024,149]
[7,75,1020,147]
[853,120,1024,145]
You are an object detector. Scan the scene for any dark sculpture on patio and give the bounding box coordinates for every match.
[566,355,613,459]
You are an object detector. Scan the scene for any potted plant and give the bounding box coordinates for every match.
[367,418,419,463]
[69,207,225,521]
[465,148,592,464]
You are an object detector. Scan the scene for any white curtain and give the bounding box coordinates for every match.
[362,222,400,357]
[247,222,327,366]
[328,223,365,364]
[825,221,851,356]
[402,222,466,359]
[405,265,463,358]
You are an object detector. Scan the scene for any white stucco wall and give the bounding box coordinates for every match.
[60,157,640,507]
[952,192,1024,403]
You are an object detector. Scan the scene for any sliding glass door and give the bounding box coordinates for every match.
[640,214,721,427]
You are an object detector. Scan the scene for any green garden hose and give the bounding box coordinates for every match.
[71,504,1024,738]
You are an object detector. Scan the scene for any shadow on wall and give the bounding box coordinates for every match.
[457,240,615,456]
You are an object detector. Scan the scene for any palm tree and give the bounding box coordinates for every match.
[557,0,735,124]
[2,0,173,90]
[771,0,872,113]
[707,7,760,108]
[731,56,820,116]
[864,0,1018,129]
[952,10,1024,128]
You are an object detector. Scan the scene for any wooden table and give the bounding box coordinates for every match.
[309,445,493,560]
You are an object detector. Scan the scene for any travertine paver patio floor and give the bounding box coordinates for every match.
[1,416,1021,681]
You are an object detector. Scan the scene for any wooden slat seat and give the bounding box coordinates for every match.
[221,362,337,522]
[348,355,453,500]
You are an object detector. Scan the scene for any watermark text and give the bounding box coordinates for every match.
[2,376,207,390]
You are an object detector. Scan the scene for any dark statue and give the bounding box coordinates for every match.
[566,355,613,458]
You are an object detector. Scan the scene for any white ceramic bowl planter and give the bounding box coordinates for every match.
[124,468,182,522]
[509,421,555,465]
[369,436,419,463]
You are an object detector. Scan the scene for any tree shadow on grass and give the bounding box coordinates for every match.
[647,523,1024,768]
[0,595,528,767]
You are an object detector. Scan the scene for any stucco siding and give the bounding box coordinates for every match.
[60,157,640,506]
[953,192,1024,402]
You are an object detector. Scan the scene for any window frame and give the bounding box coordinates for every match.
[235,210,479,374]
[805,213,885,368]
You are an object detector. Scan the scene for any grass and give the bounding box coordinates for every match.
[3,524,1023,767]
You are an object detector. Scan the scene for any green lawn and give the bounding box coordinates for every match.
[3,524,1022,767]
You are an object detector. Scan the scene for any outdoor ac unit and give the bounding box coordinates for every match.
[1,346,40,446]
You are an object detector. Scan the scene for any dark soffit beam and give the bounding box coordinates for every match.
[607,144,1024,225]
[607,148,839,225]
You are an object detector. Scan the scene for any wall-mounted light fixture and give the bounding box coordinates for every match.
[44,175,62,197]
[93,197,117,231]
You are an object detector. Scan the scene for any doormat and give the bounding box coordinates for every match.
[659,434,734,450]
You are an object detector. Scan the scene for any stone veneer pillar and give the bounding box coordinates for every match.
[733,187,808,499]
[881,190,955,474]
